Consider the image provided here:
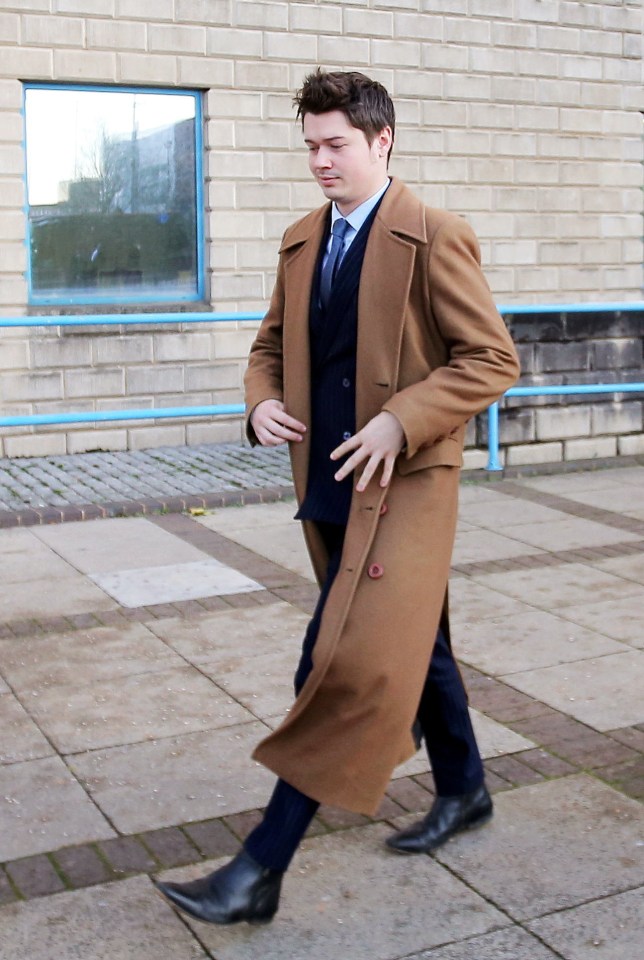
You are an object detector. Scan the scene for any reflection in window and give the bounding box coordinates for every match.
[24,84,203,304]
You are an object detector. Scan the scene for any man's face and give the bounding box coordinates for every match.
[303,110,392,216]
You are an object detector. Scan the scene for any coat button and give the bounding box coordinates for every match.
[367,562,384,579]
[342,377,351,388]
[379,502,388,516]
[342,430,351,441]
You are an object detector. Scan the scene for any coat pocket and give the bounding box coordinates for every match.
[396,435,463,475]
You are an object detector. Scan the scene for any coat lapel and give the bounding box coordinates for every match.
[281,206,328,501]
[355,180,423,431]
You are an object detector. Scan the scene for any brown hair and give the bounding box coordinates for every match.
[294,69,395,159]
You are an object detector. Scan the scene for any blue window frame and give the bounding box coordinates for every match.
[23,83,205,306]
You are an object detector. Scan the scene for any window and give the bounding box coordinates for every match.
[24,84,204,305]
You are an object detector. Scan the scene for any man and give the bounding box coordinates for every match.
[156,70,519,926]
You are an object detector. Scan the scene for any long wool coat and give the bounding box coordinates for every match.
[244,178,520,815]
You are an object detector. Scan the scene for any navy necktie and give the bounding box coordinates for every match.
[320,218,349,309]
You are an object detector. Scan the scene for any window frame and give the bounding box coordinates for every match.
[23,81,205,307]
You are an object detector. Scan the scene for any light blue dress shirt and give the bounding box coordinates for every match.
[323,178,391,267]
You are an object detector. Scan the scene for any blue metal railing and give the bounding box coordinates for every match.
[0,311,264,428]
[2,304,644,467]
[486,382,644,471]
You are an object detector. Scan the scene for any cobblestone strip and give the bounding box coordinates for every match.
[0,444,294,520]
[452,538,644,578]
[0,484,295,530]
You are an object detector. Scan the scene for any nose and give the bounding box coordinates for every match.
[314,148,333,170]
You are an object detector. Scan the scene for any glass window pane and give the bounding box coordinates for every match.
[25,85,202,304]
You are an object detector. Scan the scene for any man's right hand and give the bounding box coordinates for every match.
[250,399,307,447]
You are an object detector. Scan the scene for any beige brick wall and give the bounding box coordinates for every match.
[0,0,642,456]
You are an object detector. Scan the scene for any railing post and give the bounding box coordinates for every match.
[486,401,503,472]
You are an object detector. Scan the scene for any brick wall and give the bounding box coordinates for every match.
[463,307,644,470]
[0,0,642,456]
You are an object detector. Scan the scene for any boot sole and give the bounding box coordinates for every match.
[154,885,278,926]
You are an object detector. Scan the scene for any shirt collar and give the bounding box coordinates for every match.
[331,178,391,235]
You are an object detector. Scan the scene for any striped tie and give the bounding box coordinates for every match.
[320,218,349,309]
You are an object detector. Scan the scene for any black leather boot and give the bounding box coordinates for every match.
[386,784,493,854]
[154,849,283,925]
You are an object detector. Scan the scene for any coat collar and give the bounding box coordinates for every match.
[279,177,426,253]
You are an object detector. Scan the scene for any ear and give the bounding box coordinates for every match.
[376,126,393,157]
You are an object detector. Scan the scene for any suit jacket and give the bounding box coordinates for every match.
[244,177,520,814]
[298,198,382,525]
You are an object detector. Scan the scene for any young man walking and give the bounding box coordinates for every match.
[156,70,519,926]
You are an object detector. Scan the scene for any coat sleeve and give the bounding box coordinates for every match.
[243,254,287,445]
[382,215,520,460]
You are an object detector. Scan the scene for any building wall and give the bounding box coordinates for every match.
[0,0,642,458]
[464,307,644,469]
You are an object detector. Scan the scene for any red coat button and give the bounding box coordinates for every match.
[379,502,388,516]
[368,562,384,579]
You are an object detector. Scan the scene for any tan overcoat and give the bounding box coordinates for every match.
[244,178,519,815]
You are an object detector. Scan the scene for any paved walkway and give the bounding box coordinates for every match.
[0,453,643,958]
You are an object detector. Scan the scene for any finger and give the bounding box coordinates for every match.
[380,455,395,488]
[333,445,370,482]
[355,454,381,492]
[273,411,307,433]
[263,417,305,441]
[256,429,286,447]
[330,435,358,461]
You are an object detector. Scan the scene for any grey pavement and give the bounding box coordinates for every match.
[0,452,643,958]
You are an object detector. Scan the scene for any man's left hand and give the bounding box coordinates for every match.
[330,412,405,492]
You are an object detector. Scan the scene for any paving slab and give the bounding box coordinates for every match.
[0,622,184,692]
[448,579,536,623]
[0,573,116,622]
[0,528,82,583]
[0,755,115,862]
[433,775,644,921]
[556,484,644,518]
[162,823,509,960]
[472,562,644,610]
[458,484,512,505]
[458,497,567,529]
[200,649,298,720]
[145,601,309,667]
[198,503,315,582]
[91,558,264,607]
[452,609,627,676]
[528,886,644,960]
[0,876,208,960]
[0,693,53,764]
[68,721,276,833]
[32,517,211,574]
[23,664,253,754]
[503,650,644,731]
[519,471,629,494]
[557,593,644,648]
[406,926,560,959]
[452,529,541,565]
[493,516,641,552]
[591,553,644,587]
